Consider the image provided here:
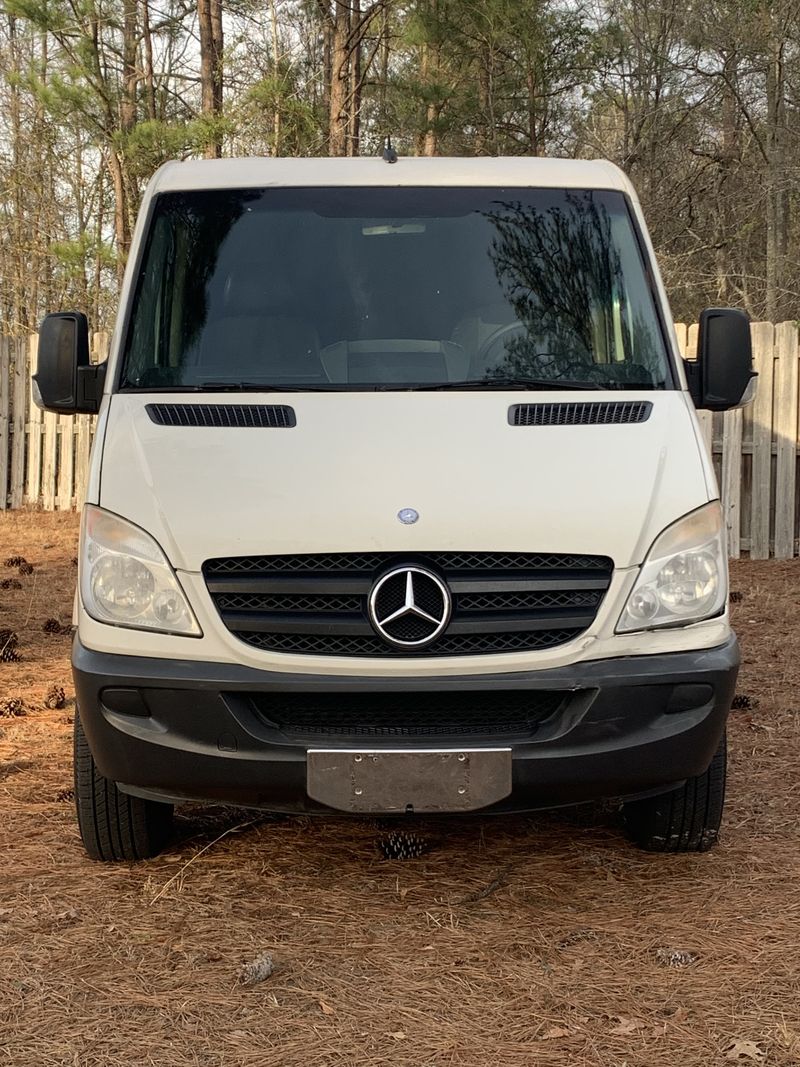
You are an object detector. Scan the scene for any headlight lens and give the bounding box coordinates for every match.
[80,505,201,635]
[617,502,727,633]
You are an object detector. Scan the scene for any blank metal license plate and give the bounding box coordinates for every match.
[306,749,512,814]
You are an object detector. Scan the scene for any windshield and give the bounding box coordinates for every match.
[120,187,672,391]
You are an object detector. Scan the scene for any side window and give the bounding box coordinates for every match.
[125,215,173,385]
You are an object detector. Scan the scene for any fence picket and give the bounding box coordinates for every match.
[25,335,42,504]
[9,339,27,508]
[41,409,58,511]
[773,322,799,558]
[749,323,775,558]
[0,339,9,510]
[57,415,75,510]
[75,414,91,509]
[684,323,714,459]
[721,408,743,557]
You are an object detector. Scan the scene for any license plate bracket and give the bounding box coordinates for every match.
[306,748,512,814]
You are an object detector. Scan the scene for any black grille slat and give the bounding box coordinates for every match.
[248,690,564,740]
[221,611,373,635]
[447,576,610,594]
[446,611,598,634]
[509,401,652,427]
[205,551,612,576]
[206,576,373,596]
[239,628,582,657]
[216,593,363,614]
[146,403,296,428]
[203,551,612,658]
[458,589,603,612]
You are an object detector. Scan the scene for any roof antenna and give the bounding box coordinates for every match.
[382,135,398,164]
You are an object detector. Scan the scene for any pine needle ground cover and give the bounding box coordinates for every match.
[0,510,799,1066]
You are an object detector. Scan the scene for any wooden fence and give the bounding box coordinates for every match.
[1,324,799,558]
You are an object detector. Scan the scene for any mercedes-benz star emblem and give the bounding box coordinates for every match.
[368,565,451,649]
[398,508,419,525]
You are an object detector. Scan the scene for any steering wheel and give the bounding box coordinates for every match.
[475,323,607,383]
[474,321,529,374]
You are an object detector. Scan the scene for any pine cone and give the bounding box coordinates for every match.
[44,685,66,710]
[0,630,20,663]
[4,556,26,568]
[18,562,34,576]
[732,693,759,711]
[43,618,61,634]
[378,830,428,860]
[0,578,23,590]
[70,557,79,567]
[0,697,26,718]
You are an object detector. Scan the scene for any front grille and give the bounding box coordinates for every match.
[247,690,565,740]
[204,551,613,658]
[509,401,652,426]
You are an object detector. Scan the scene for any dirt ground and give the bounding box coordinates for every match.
[0,510,799,1067]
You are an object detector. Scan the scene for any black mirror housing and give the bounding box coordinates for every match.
[33,312,104,415]
[686,308,756,411]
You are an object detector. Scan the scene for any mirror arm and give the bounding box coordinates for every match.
[75,362,107,414]
[683,358,703,406]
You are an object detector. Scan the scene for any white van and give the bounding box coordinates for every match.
[33,157,754,861]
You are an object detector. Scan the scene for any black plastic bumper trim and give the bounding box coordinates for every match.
[72,634,739,814]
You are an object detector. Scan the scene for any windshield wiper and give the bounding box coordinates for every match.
[193,381,332,392]
[410,376,606,391]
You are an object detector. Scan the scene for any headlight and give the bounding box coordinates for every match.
[80,506,201,636]
[617,502,727,633]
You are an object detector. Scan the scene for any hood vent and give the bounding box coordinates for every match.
[509,401,652,427]
[146,403,296,428]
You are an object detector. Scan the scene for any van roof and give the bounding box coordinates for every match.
[151,156,633,195]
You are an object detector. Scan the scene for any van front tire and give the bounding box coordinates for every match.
[622,733,726,852]
[74,709,173,861]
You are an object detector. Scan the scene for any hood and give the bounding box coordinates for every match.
[98,391,710,572]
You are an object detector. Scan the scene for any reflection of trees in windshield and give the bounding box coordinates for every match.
[482,193,654,383]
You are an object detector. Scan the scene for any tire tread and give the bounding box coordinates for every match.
[74,710,173,861]
[623,733,726,853]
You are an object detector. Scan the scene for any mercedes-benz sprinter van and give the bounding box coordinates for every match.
[33,157,755,861]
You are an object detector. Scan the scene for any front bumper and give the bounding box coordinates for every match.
[72,635,739,814]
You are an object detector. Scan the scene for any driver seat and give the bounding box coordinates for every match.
[194,268,326,384]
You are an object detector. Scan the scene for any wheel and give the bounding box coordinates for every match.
[74,708,173,861]
[623,732,727,852]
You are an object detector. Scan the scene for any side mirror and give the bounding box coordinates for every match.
[33,312,105,415]
[684,308,756,411]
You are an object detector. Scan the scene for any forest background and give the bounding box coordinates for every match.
[0,0,797,334]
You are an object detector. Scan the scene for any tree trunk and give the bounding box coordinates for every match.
[141,0,157,120]
[714,51,739,305]
[270,0,281,154]
[476,44,491,155]
[764,9,786,321]
[121,0,137,134]
[346,0,361,155]
[199,0,224,157]
[328,0,351,156]
[7,14,24,332]
[421,1,440,157]
[108,151,130,284]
